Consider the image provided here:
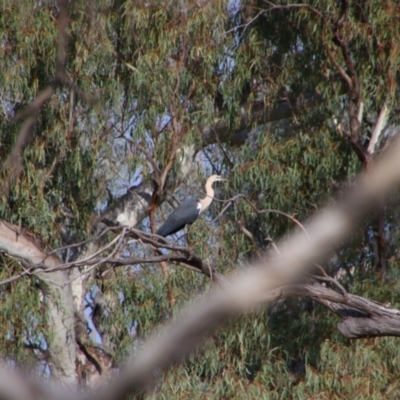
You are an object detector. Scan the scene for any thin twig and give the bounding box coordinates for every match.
[61,228,128,287]
[310,274,348,298]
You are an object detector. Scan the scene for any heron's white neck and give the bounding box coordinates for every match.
[198,179,215,213]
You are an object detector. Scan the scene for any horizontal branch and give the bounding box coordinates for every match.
[3,217,398,340]
[0,226,227,287]
[3,218,398,340]
[267,283,400,338]
[201,91,322,147]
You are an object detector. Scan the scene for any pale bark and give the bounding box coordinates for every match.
[269,283,400,338]
[367,102,389,155]
[0,221,77,386]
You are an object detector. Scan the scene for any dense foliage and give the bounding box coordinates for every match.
[1,0,400,398]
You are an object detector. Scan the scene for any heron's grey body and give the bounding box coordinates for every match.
[156,198,201,237]
[156,175,225,237]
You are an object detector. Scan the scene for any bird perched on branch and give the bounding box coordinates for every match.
[156,175,226,237]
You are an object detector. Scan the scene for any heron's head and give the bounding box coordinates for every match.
[208,175,227,185]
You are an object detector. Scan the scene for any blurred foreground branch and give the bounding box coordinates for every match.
[2,136,400,399]
[1,0,69,192]
[84,137,400,400]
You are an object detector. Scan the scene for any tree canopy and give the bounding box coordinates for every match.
[1,0,400,398]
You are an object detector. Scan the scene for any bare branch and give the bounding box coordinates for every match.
[226,0,324,40]
[367,102,389,154]
[201,91,322,147]
[213,193,309,237]
[324,44,353,91]
[112,50,140,73]
[0,226,227,287]
[266,283,400,338]
[1,0,70,191]
[1,87,55,183]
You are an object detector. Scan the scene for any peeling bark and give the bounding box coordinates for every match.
[266,283,400,339]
